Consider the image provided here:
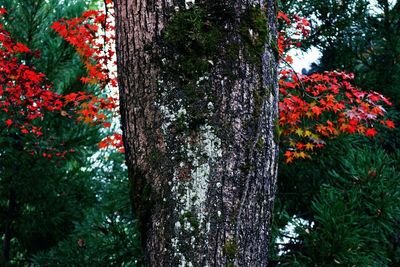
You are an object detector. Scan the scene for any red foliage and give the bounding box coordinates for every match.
[98,133,124,153]
[0,17,84,158]
[0,25,60,127]
[279,70,393,163]
[51,2,122,152]
[51,7,117,89]
[278,12,311,60]
[0,6,120,158]
[277,13,395,163]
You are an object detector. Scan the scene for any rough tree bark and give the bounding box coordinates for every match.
[114,0,279,265]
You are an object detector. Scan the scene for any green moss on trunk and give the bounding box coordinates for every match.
[239,6,269,64]
[161,5,270,132]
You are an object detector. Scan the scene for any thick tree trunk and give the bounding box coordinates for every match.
[115,0,279,265]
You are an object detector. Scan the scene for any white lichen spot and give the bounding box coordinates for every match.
[175,221,182,231]
[183,124,222,221]
[196,75,209,86]
[157,84,222,266]
[158,92,187,134]
[170,123,222,265]
[184,221,191,231]
[249,28,254,37]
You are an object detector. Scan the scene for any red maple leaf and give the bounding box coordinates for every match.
[5,119,12,127]
[365,128,377,137]
[386,120,395,129]
[311,106,322,116]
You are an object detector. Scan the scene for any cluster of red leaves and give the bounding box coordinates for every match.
[52,6,118,124]
[52,2,122,152]
[63,91,116,125]
[51,7,117,89]
[279,70,394,163]
[0,6,119,158]
[277,11,311,64]
[277,12,395,163]
[0,11,82,158]
[0,18,59,133]
[98,133,124,153]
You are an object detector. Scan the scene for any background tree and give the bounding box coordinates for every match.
[1,2,142,265]
[114,0,279,265]
[270,2,400,266]
[32,150,142,267]
[271,137,400,266]
[284,0,400,105]
[0,0,106,265]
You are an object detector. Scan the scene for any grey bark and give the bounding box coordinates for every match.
[114,0,279,266]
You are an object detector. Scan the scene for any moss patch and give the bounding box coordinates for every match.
[224,239,237,263]
[161,5,270,132]
[163,6,224,108]
[239,6,269,63]
[179,210,200,231]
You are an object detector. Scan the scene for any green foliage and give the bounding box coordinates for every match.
[161,5,229,134]
[162,5,225,120]
[273,143,400,266]
[224,239,237,261]
[276,136,360,219]
[273,1,400,265]
[161,4,270,132]
[163,6,222,81]
[32,152,143,266]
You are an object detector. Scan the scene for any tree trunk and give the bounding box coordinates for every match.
[114,0,279,265]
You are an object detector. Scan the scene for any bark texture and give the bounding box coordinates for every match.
[115,0,279,266]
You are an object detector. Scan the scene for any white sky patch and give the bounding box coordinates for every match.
[369,0,397,13]
[287,46,322,73]
[276,216,314,256]
[185,0,195,9]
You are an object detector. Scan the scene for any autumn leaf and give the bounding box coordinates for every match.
[5,119,12,127]
[311,106,322,116]
[365,128,377,137]
[305,143,314,150]
[386,120,395,129]
[295,128,304,136]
